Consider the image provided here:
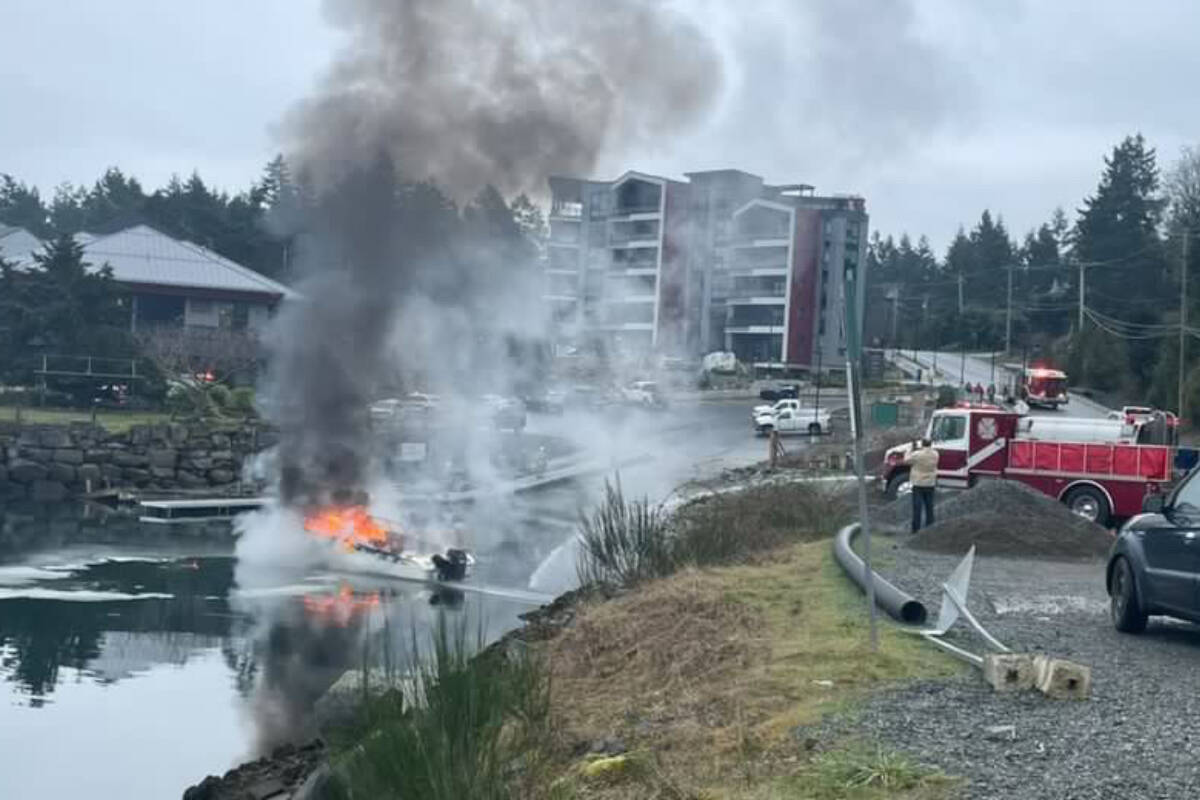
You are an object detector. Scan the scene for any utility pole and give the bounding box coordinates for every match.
[1181,232,1191,421]
[1005,264,1013,355]
[890,288,900,348]
[957,272,964,315]
[1078,263,1086,331]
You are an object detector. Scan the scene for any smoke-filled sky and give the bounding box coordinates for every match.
[3,0,1200,250]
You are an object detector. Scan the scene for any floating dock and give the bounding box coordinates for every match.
[138,496,267,524]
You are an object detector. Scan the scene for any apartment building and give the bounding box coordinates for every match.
[544,169,867,369]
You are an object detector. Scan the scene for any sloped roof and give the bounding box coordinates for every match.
[82,225,292,297]
[0,225,45,267]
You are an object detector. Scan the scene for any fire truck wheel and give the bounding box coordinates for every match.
[1064,485,1110,526]
[808,422,822,436]
[1110,557,1148,634]
[885,471,911,500]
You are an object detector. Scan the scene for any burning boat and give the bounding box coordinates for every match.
[304,504,474,584]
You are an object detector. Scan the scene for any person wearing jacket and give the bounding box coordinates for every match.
[904,438,939,533]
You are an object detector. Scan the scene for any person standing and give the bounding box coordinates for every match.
[904,438,939,533]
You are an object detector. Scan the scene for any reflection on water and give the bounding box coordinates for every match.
[0,501,549,800]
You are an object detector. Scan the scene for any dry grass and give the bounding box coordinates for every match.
[535,541,962,799]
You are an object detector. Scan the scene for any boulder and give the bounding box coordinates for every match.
[177,470,208,488]
[151,423,171,444]
[168,423,189,446]
[100,464,123,482]
[0,481,25,500]
[84,449,112,464]
[115,452,150,467]
[30,480,67,502]
[0,466,6,483]
[48,464,76,484]
[211,433,232,449]
[210,450,235,464]
[9,460,48,484]
[208,468,236,485]
[77,464,103,486]
[38,428,73,449]
[53,448,84,465]
[123,468,152,486]
[186,455,213,471]
[130,425,151,446]
[150,465,177,480]
[21,447,51,462]
[148,449,177,468]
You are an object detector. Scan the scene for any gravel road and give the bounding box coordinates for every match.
[816,536,1200,799]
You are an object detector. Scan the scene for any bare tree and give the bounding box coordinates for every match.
[1167,145,1200,232]
[136,325,261,417]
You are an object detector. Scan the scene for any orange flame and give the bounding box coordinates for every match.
[304,505,390,550]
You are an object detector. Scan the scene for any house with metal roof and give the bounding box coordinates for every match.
[78,225,293,332]
[0,224,45,268]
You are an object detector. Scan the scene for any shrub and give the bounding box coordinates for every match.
[208,384,232,409]
[325,618,550,800]
[672,483,849,567]
[576,478,673,588]
[230,386,256,416]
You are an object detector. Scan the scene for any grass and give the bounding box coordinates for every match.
[577,478,673,587]
[0,405,169,432]
[540,541,962,799]
[328,486,961,800]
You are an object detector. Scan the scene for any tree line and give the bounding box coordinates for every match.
[0,157,548,402]
[867,133,1200,417]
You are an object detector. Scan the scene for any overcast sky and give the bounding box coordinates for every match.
[3,0,1199,251]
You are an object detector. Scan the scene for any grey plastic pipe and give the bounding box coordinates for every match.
[833,523,929,625]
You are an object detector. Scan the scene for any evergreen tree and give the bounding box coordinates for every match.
[1072,134,1166,316]
[0,175,50,237]
[80,167,147,233]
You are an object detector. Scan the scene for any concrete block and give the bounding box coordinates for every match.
[48,463,76,484]
[1033,655,1091,700]
[983,653,1036,692]
[30,480,67,502]
[38,428,72,448]
[9,460,48,484]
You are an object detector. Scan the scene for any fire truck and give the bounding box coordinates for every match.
[880,404,1173,525]
[1001,364,1069,409]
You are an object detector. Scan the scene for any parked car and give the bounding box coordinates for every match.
[754,406,832,436]
[759,383,801,402]
[1107,470,1200,633]
[621,381,667,409]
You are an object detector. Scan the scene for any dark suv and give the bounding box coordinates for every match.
[1107,470,1200,633]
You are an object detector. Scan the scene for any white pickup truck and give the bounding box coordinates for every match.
[752,398,804,418]
[753,404,832,436]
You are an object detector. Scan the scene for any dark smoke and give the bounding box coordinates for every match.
[283,0,724,198]
[263,0,724,506]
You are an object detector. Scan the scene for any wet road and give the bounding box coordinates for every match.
[0,395,779,800]
[903,350,1112,419]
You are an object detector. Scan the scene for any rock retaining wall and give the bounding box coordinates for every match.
[0,421,277,501]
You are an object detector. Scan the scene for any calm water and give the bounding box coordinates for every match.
[0,491,582,800]
[0,401,764,799]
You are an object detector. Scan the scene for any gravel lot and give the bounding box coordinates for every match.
[815,535,1200,799]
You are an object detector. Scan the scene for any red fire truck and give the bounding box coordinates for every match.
[1002,365,1069,409]
[880,404,1173,525]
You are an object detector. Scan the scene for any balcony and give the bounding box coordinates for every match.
[549,200,583,219]
[608,203,661,219]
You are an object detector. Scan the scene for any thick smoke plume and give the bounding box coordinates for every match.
[260,0,723,507]
[285,0,723,198]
